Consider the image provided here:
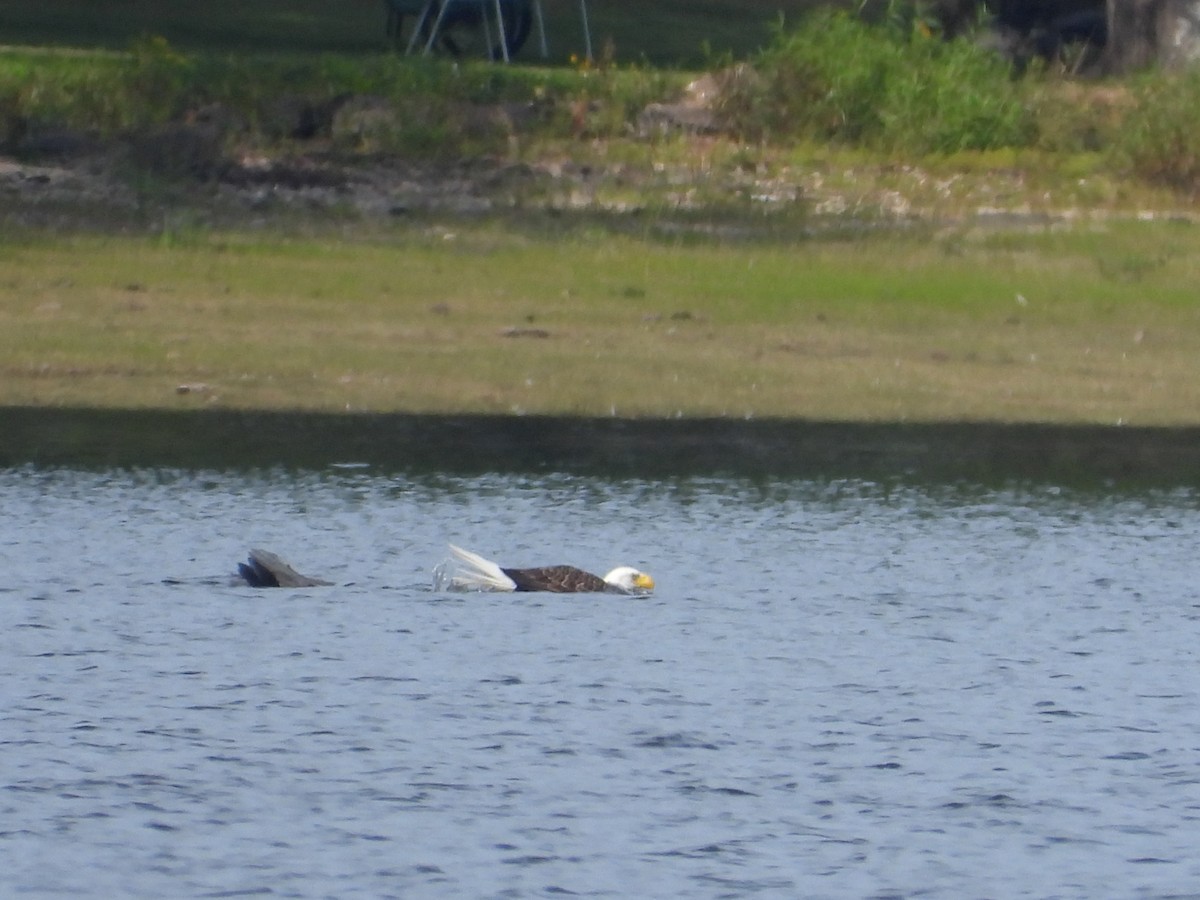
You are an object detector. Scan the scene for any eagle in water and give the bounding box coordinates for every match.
[439,544,655,594]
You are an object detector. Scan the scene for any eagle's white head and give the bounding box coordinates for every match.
[603,567,656,594]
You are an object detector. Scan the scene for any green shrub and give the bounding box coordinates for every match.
[718,12,896,144]
[880,35,1032,152]
[720,9,1032,154]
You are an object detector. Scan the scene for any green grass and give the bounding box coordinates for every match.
[3,7,1193,191]
[0,0,820,65]
[4,221,1200,424]
[5,1,1200,429]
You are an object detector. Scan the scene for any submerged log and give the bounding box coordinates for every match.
[237,548,332,588]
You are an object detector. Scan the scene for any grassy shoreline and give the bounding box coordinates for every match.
[4,219,1200,426]
[5,6,1200,430]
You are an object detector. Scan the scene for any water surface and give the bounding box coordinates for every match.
[3,467,1199,898]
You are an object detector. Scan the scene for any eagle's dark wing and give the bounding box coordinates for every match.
[238,549,332,588]
[501,565,610,593]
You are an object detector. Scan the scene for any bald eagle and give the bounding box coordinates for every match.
[237,548,332,588]
[440,544,655,594]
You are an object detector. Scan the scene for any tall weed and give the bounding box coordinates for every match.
[1115,69,1200,190]
[127,34,194,123]
[880,37,1031,152]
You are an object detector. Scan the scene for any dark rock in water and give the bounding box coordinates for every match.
[237,548,332,588]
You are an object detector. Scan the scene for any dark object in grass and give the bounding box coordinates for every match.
[385,0,533,60]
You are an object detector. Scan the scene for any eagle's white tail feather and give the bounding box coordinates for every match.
[445,544,517,592]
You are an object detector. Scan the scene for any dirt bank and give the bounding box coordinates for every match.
[4,109,1191,237]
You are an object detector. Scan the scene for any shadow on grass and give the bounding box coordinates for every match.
[4,406,1200,488]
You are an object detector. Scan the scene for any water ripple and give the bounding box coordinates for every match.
[3,468,1200,897]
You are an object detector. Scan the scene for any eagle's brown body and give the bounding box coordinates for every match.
[501,565,615,593]
[443,544,654,594]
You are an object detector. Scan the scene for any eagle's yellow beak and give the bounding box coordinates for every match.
[634,572,656,591]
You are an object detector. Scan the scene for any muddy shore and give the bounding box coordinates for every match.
[4,119,1189,237]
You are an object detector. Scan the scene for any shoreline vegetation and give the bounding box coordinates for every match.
[3,2,1200,442]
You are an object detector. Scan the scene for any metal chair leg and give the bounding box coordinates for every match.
[493,0,510,62]
[407,0,535,63]
[422,0,452,54]
[580,0,593,60]
[406,0,435,54]
[532,0,548,57]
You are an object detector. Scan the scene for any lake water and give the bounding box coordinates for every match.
[3,465,1200,899]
